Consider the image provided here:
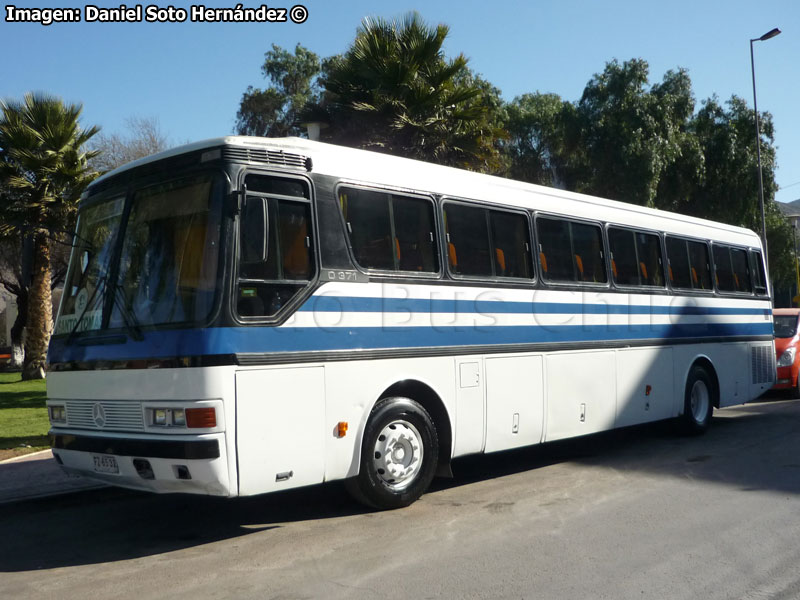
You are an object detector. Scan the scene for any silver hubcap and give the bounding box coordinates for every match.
[373,420,424,491]
[690,379,710,422]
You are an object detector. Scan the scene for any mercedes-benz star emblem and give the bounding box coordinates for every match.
[92,403,106,428]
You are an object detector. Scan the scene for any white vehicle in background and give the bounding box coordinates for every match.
[47,137,774,509]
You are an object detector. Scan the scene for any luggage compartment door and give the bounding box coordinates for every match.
[236,367,325,496]
[484,356,544,452]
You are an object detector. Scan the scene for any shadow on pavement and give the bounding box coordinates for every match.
[0,479,364,572]
[2,397,799,572]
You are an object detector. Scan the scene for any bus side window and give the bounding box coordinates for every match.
[687,241,712,290]
[488,209,533,279]
[609,228,663,288]
[536,217,573,282]
[636,232,663,287]
[571,222,606,283]
[340,187,438,273]
[393,195,438,273]
[341,188,394,270]
[238,175,314,319]
[750,249,767,295]
[608,228,638,286]
[730,248,752,293]
[713,245,735,292]
[666,237,692,289]
[444,203,492,277]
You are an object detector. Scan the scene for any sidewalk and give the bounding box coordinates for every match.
[0,450,106,504]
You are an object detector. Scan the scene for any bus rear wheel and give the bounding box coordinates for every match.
[680,365,714,435]
[347,397,438,510]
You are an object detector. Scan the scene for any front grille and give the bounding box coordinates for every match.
[751,345,775,385]
[223,146,310,170]
[65,400,144,432]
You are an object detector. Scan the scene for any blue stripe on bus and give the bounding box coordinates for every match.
[48,321,773,363]
[297,295,770,316]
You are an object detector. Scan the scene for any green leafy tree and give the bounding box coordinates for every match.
[570,60,696,206]
[0,93,99,379]
[505,62,696,203]
[505,92,572,186]
[503,60,790,288]
[676,95,790,285]
[235,44,323,137]
[308,13,505,171]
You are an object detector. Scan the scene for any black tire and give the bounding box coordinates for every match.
[792,375,800,400]
[679,364,715,435]
[346,397,438,510]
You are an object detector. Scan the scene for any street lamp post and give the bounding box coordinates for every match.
[750,27,781,270]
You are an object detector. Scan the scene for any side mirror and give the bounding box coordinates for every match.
[240,196,268,263]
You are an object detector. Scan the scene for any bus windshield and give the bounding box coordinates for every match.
[56,173,223,336]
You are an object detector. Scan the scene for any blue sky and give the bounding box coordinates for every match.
[3,0,799,203]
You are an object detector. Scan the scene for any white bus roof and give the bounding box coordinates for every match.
[92,136,762,248]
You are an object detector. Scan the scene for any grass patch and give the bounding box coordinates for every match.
[0,372,49,460]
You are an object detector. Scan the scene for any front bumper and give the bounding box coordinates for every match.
[50,430,231,495]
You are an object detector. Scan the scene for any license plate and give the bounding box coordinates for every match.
[92,454,119,474]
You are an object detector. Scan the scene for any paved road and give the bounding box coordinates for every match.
[4,397,800,600]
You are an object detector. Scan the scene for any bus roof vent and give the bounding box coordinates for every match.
[223,146,311,171]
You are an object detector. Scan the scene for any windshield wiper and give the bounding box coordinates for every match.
[108,281,144,341]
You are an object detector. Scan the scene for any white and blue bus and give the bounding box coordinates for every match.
[47,137,775,509]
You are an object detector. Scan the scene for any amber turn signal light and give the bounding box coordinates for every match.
[186,407,217,428]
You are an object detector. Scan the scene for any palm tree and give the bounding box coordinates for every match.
[308,13,505,171]
[0,93,99,379]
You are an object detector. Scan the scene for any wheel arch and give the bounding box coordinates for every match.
[378,379,453,478]
[684,355,721,409]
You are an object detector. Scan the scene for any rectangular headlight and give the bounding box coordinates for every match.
[172,409,186,427]
[149,407,188,428]
[49,405,66,423]
[154,409,168,426]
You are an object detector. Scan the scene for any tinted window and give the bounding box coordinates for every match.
[489,210,533,279]
[537,217,574,282]
[246,176,307,198]
[750,250,767,294]
[731,248,752,293]
[609,228,664,287]
[340,187,438,273]
[111,176,222,328]
[444,203,491,277]
[687,241,712,290]
[340,188,393,270]
[608,229,639,286]
[666,237,692,289]
[393,196,438,272]
[537,217,605,284]
[238,176,314,318]
[713,245,735,292]
[636,232,664,286]
[572,222,606,283]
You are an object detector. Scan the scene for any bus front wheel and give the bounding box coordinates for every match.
[347,397,438,510]
[680,365,714,435]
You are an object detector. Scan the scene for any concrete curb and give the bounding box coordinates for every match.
[0,450,107,505]
[0,449,53,464]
